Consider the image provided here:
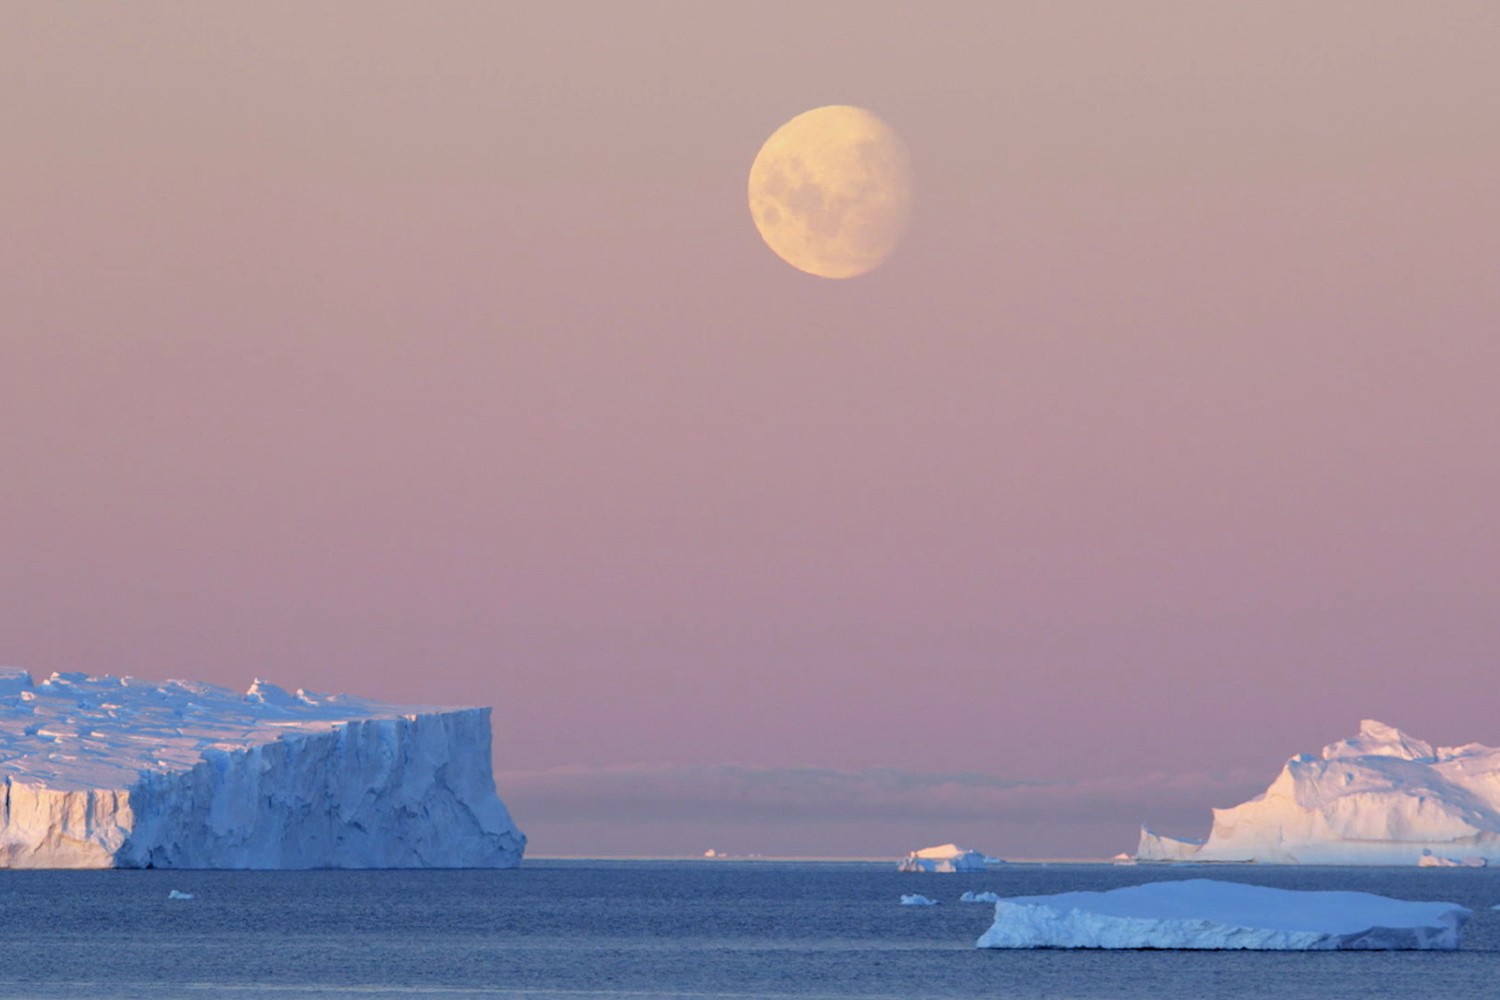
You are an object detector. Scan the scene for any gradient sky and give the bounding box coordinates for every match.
[3,2,1497,858]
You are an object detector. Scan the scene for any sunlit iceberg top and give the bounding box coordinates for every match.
[0,670,442,790]
[1138,720,1500,864]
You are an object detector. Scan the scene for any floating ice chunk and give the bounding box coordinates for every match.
[167,890,194,900]
[898,843,988,873]
[900,894,939,906]
[960,891,1001,903]
[976,879,1470,951]
[1418,850,1486,868]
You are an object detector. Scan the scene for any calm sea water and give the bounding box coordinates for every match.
[1,861,1497,999]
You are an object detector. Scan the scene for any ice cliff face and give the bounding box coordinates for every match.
[1137,720,1500,865]
[0,671,525,869]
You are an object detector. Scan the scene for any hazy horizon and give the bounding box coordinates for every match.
[4,2,1498,859]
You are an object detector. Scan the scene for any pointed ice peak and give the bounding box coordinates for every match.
[244,679,295,706]
[1321,720,1435,762]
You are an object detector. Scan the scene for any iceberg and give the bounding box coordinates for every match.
[0,670,525,869]
[960,890,1001,903]
[167,890,194,900]
[1418,851,1487,868]
[976,879,1470,950]
[1137,721,1500,864]
[897,843,988,872]
[900,894,938,906]
[1135,827,1204,862]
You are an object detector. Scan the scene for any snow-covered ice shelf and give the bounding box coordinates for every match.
[976,879,1470,950]
[1138,720,1500,865]
[0,670,525,869]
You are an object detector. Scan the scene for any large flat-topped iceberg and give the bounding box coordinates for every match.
[1138,720,1500,865]
[976,879,1470,950]
[897,843,989,872]
[0,670,525,869]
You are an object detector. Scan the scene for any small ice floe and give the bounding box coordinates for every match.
[976,879,1470,951]
[900,894,939,906]
[960,891,1001,904]
[167,890,194,900]
[1491,904,1500,912]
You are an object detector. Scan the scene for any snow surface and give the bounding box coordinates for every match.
[900,894,938,906]
[0,670,525,869]
[1137,720,1500,864]
[897,843,988,872]
[976,879,1470,950]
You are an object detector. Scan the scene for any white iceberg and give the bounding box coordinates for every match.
[1418,851,1487,868]
[976,879,1470,950]
[1135,827,1204,862]
[0,671,525,869]
[960,890,1001,903]
[897,843,988,873]
[167,890,194,900]
[900,894,939,906]
[1137,721,1500,865]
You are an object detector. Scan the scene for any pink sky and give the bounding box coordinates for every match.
[3,2,1498,858]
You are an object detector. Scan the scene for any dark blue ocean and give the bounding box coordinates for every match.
[2,861,1497,999]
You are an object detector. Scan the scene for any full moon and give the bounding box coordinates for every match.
[747,105,913,279]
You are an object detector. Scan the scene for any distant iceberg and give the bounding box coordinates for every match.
[1137,721,1500,865]
[900,894,939,906]
[1418,851,1487,868]
[976,879,1470,950]
[167,890,194,901]
[898,843,988,873]
[960,890,1000,903]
